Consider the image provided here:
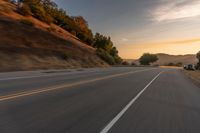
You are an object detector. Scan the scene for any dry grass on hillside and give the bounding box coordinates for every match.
[0,0,108,71]
[154,54,197,66]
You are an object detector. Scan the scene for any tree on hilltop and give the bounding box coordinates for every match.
[139,53,158,65]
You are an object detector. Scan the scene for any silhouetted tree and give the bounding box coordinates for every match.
[139,53,158,65]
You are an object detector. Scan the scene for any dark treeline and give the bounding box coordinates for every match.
[10,0,122,65]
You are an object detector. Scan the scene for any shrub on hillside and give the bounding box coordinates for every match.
[20,19,34,26]
[70,30,77,36]
[76,32,93,45]
[96,48,115,65]
[94,33,122,64]
[77,32,87,42]
[47,27,56,32]
[113,56,123,64]
[30,4,53,24]
[18,4,32,16]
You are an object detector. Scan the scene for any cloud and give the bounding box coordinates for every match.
[153,0,200,21]
[122,38,128,41]
[136,38,200,47]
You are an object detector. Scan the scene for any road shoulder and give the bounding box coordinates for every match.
[181,69,200,88]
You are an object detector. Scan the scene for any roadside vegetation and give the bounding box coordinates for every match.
[196,51,200,70]
[165,62,183,67]
[20,19,34,26]
[8,0,122,65]
[182,51,200,85]
[94,33,122,65]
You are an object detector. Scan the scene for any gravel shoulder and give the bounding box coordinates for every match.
[181,69,200,87]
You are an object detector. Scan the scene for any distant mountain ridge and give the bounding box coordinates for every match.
[125,53,198,66]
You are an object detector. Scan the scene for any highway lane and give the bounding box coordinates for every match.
[108,69,200,133]
[0,67,200,133]
[0,67,151,96]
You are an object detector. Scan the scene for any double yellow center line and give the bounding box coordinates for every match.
[0,68,156,102]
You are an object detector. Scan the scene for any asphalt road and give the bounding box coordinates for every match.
[0,67,200,133]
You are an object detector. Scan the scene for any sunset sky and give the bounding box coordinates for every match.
[55,0,200,59]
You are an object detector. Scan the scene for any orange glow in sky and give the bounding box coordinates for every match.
[119,38,200,59]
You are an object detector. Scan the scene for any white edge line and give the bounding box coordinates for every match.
[0,68,157,102]
[100,71,163,133]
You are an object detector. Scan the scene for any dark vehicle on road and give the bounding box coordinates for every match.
[183,64,195,71]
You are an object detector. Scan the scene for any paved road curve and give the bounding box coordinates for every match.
[0,67,200,133]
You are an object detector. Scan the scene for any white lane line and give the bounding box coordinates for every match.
[100,71,163,133]
[0,68,157,102]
